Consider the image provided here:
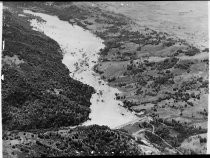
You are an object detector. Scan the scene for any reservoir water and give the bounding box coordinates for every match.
[23,10,137,129]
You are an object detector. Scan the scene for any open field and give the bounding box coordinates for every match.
[92,1,208,49]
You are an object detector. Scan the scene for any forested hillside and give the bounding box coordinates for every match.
[3,125,142,157]
[2,9,94,131]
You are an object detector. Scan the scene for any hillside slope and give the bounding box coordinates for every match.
[2,8,95,131]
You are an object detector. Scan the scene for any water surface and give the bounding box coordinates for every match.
[24,10,137,128]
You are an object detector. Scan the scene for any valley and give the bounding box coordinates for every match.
[2,2,209,156]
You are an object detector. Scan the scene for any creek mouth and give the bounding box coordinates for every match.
[24,10,138,129]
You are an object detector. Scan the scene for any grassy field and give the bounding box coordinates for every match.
[93,1,208,49]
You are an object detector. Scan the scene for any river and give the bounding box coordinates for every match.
[23,10,137,129]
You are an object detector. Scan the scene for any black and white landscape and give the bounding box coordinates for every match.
[1,2,209,156]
